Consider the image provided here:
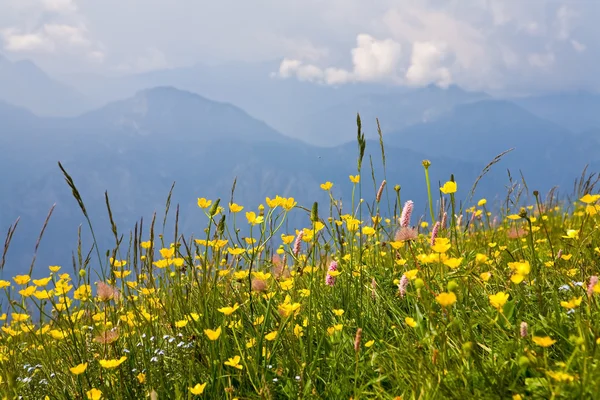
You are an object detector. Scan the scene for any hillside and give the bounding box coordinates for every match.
[0,54,88,116]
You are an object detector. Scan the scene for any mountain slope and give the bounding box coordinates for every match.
[290,85,489,146]
[513,92,600,133]
[0,54,88,116]
[385,99,600,190]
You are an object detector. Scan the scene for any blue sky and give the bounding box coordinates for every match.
[1,0,599,93]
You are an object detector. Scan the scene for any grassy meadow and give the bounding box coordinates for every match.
[1,125,600,399]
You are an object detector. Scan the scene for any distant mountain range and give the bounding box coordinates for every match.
[0,54,89,116]
[1,58,600,277]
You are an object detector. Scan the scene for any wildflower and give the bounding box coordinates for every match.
[278,298,301,317]
[507,227,526,239]
[395,227,417,242]
[588,276,599,296]
[32,277,51,286]
[520,322,528,338]
[440,181,457,194]
[217,303,240,316]
[246,211,264,226]
[478,198,487,207]
[560,297,582,309]
[69,362,88,375]
[398,274,409,298]
[365,340,375,348]
[99,356,127,369]
[508,261,530,284]
[376,180,386,203]
[11,313,29,323]
[265,331,278,341]
[580,194,600,204]
[94,329,119,344]
[251,278,268,292]
[332,309,345,316]
[86,388,102,400]
[400,200,414,228]
[405,317,417,328]
[320,182,333,191]
[227,247,245,256]
[252,271,271,281]
[224,355,243,370]
[354,328,362,352]
[430,222,440,245]
[441,212,447,229]
[137,373,146,384]
[197,198,212,209]
[175,320,188,328]
[349,174,360,183]
[13,275,30,285]
[19,286,36,297]
[443,257,463,269]
[294,324,304,338]
[436,292,457,307]
[563,229,579,239]
[74,285,92,301]
[190,383,207,395]
[229,203,243,213]
[480,272,491,282]
[204,327,222,341]
[96,282,119,302]
[488,292,509,312]
[532,336,556,347]
[547,371,575,383]
[431,237,451,253]
[325,260,338,287]
[0,280,10,289]
[293,231,303,256]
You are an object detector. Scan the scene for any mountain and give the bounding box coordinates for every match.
[513,91,600,133]
[288,85,489,146]
[59,60,409,139]
[1,87,482,278]
[0,54,88,116]
[385,99,600,190]
[72,87,293,144]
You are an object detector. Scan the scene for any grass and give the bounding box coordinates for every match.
[1,123,600,399]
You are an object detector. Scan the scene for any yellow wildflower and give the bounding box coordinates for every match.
[190,383,207,395]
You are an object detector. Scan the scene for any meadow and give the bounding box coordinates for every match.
[1,124,600,399]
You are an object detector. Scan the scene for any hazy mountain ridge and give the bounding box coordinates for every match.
[0,54,89,117]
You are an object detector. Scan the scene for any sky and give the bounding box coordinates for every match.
[1,0,599,94]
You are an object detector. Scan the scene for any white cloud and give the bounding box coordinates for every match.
[405,41,452,88]
[276,34,402,85]
[2,23,96,54]
[556,5,576,41]
[276,1,598,92]
[349,34,402,81]
[1,0,599,91]
[1,29,53,52]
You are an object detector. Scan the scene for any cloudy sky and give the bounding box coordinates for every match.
[1,0,599,93]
